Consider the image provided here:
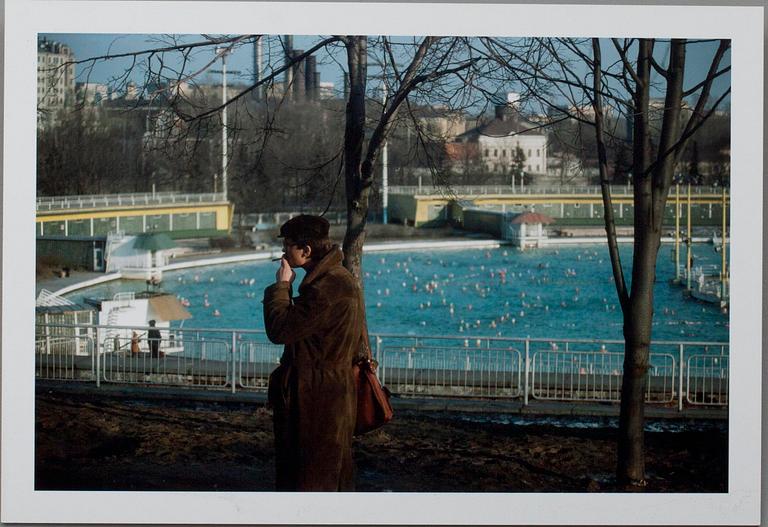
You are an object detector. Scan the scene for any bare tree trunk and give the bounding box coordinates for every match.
[617,38,686,487]
[592,38,653,486]
[340,36,461,283]
[617,38,653,487]
[481,35,727,490]
[341,36,369,283]
[591,39,629,311]
[590,37,657,486]
[618,235,655,486]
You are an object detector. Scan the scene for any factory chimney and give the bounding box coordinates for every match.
[313,72,321,100]
[283,35,294,101]
[305,55,317,101]
[252,38,263,101]
[291,50,306,101]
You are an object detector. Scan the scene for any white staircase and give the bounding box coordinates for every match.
[36,289,75,307]
[103,292,136,351]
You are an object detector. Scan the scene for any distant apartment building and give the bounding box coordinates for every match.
[37,37,76,126]
[557,98,692,123]
[567,104,597,120]
[452,95,548,175]
[318,82,336,100]
[125,81,139,101]
[76,82,111,106]
[415,106,467,140]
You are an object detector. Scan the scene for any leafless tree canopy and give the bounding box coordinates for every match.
[476,36,730,487]
[38,33,731,489]
[39,35,729,204]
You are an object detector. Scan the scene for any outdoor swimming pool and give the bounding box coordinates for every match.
[69,243,729,343]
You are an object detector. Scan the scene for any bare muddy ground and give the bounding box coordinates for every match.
[35,391,727,492]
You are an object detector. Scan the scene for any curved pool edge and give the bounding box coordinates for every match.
[51,238,506,296]
[49,236,721,297]
[52,272,124,297]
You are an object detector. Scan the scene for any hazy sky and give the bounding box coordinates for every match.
[42,33,731,107]
[44,33,347,92]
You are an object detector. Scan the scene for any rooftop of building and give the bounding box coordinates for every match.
[456,105,544,141]
[38,37,73,55]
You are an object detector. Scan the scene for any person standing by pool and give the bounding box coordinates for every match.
[263,214,364,491]
[130,331,140,355]
[147,320,161,358]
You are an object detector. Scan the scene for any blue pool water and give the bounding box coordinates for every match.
[69,243,728,343]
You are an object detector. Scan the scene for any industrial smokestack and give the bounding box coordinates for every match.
[305,55,317,101]
[313,72,321,101]
[252,38,263,101]
[292,50,306,101]
[283,35,293,101]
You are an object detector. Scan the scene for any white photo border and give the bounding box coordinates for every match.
[2,1,763,524]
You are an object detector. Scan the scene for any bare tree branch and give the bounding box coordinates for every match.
[681,66,730,98]
[591,38,629,312]
[362,38,477,178]
[611,38,642,87]
[677,39,731,147]
[58,34,258,70]
[178,36,344,122]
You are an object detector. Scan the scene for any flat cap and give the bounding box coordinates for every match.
[278,214,330,241]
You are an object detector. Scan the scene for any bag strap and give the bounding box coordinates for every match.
[358,285,373,362]
[361,309,372,361]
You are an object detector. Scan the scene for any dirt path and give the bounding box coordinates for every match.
[35,392,727,492]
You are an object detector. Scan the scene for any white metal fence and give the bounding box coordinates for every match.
[36,192,227,212]
[235,211,347,229]
[100,334,232,387]
[35,335,95,381]
[237,340,282,389]
[35,324,728,410]
[381,345,522,398]
[530,350,676,403]
[686,354,729,406]
[389,185,724,197]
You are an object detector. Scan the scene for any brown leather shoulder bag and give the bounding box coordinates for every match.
[353,319,393,436]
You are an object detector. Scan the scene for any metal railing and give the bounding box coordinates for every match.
[381,345,522,398]
[675,265,729,303]
[35,335,95,381]
[34,323,729,410]
[235,211,347,229]
[389,185,725,198]
[100,334,232,387]
[677,264,722,281]
[36,192,227,212]
[687,354,729,406]
[530,350,676,404]
[526,338,681,404]
[374,335,686,404]
[113,292,135,308]
[237,340,282,389]
[695,276,728,299]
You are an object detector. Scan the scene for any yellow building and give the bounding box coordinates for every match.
[36,192,234,239]
[388,186,729,229]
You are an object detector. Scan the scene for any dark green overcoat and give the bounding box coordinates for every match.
[263,247,363,491]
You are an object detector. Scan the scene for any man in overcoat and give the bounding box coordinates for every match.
[147,320,161,358]
[263,215,364,491]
